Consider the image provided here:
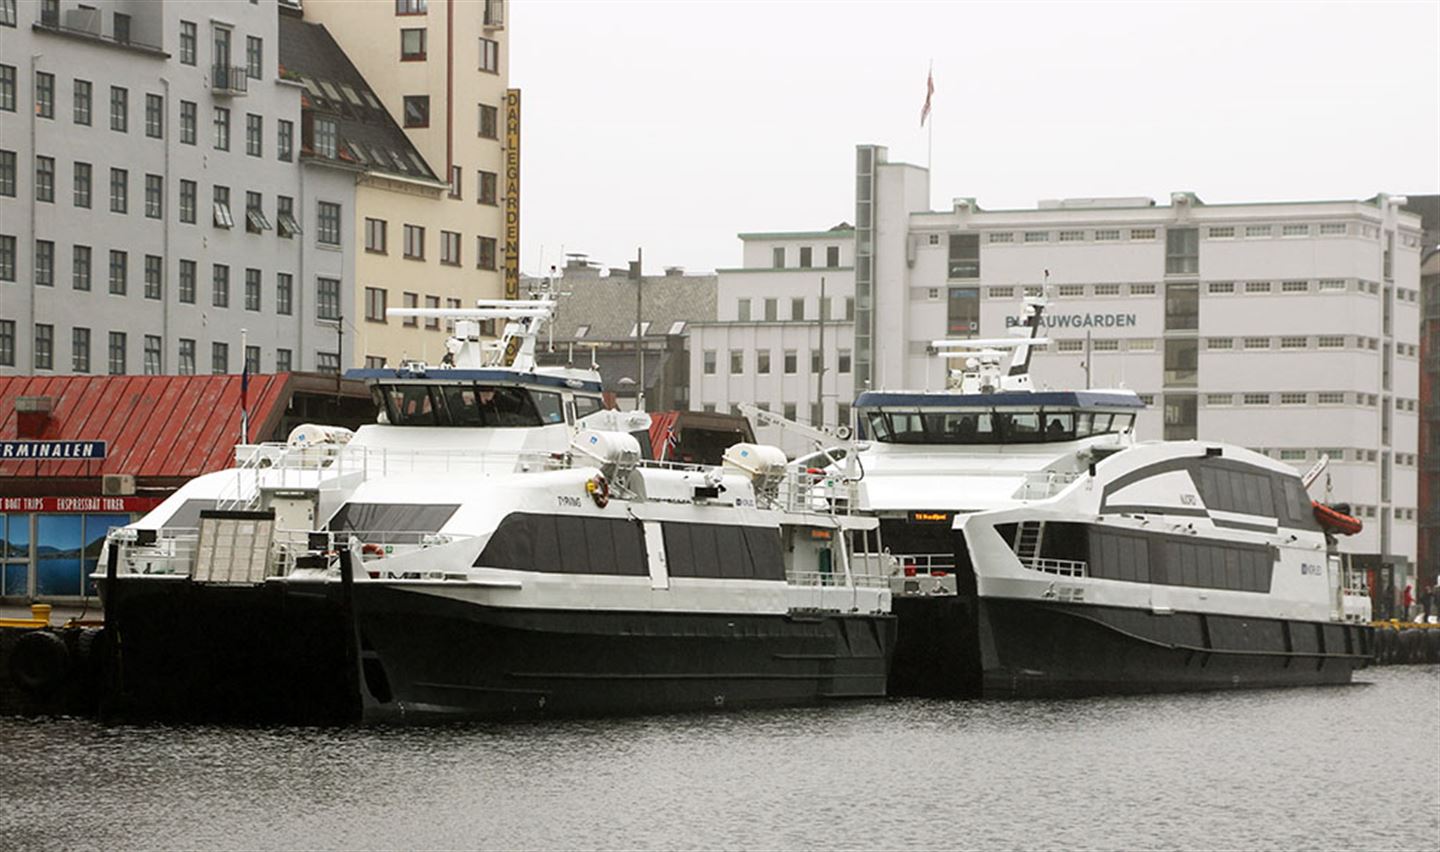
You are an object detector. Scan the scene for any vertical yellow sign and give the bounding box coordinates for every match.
[504,89,521,301]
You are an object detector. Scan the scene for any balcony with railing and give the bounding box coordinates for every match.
[212,65,249,96]
[34,7,167,57]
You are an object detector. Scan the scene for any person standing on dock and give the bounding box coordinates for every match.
[1401,585,1414,620]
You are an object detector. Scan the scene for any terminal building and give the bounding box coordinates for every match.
[694,144,1424,577]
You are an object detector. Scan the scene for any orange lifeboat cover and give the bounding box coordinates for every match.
[1312,501,1362,536]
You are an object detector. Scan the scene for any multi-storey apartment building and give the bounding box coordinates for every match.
[299,0,511,367]
[0,0,356,376]
[1408,194,1440,584]
[688,227,855,453]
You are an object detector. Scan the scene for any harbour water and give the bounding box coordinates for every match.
[2,666,1436,851]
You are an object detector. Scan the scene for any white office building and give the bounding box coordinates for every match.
[1,0,356,376]
[695,144,1424,572]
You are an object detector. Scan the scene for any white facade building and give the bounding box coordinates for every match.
[688,226,855,453]
[694,145,1424,570]
[1,0,356,377]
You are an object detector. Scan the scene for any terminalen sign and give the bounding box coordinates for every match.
[0,440,108,459]
[1004,312,1138,329]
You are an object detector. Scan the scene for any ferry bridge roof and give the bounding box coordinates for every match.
[854,390,1146,410]
[0,374,294,480]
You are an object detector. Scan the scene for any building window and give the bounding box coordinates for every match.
[277,119,293,162]
[449,165,462,199]
[1242,337,1270,350]
[73,79,91,125]
[1282,224,1309,237]
[143,335,161,375]
[0,320,11,367]
[244,268,261,311]
[479,103,498,138]
[404,224,425,259]
[176,339,195,375]
[1163,339,1198,388]
[1320,223,1347,236]
[36,71,54,118]
[0,0,13,25]
[245,113,262,157]
[144,174,163,219]
[403,95,429,127]
[179,259,196,303]
[108,331,127,375]
[365,218,387,253]
[72,327,90,373]
[763,298,777,321]
[1022,231,1048,243]
[1162,394,1196,440]
[798,247,813,268]
[317,277,341,321]
[176,179,195,224]
[826,245,840,267]
[0,65,13,114]
[105,167,128,213]
[1059,230,1085,242]
[424,295,440,329]
[317,352,340,374]
[756,350,770,374]
[72,245,91,290]
[276,273,293,315]
[1130,228,1157,240]
[947,287,980,336]
[401,28,427,60]
[245,192,270,233]
[0,150,13,197]
[1208,226,1235,239]
[145,93,162,138]
[277,195,299,237]
[477,236,497,270]
[365,287,387,322]
[180,21,197,65]
[402,292,419,326]
[1164,282,1198,331]
[1317,335,1344,349]
[213,186,234,228]
[810,349,823,373]
[791,297,805,321]
[144,254,162,299]
[479,37,500,73]
[276,348,292,373]
[212,264,229,307]
[737,298,751,321]
[108,250,127,295]
[35,156,54,202]
[441,230,461,265]
[702,350,716,375]
[317,201,341,246]
[948,233,980,279]
[210,342,228,375]
[34,324,54,370]
[243,345,260,375]
[783,403,796,421]
[838,349,852,374]
[396,0,427,13]
[730,350,744,374]
[1244,281,1271,294]
[213,106,230,150]
[34,240,53,286]
[772,247,785,269]
[0,235,12,281]
[1165,228,1199,275]
[180,100,197,145]
[109,86,127,132]
[1242,393,1271,406]
[478,170,497,204]
[246,35,263,79]
[784,350,797,374]
[314,117,338,158]
[1207,281,1233,294]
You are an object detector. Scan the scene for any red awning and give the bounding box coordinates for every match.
[0,374,291,480]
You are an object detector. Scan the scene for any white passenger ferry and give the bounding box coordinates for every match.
[853,296,1373,697]
[97,301,893,723]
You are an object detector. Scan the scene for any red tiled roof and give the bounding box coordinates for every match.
[0,374,291,479]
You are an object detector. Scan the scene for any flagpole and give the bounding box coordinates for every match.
[240,327,249,445]
[925,60,933,197]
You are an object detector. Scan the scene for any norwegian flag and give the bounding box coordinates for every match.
[920,67,934,127]
[662,425,680,460]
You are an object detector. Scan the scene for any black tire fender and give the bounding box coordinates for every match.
[9,630,72,696]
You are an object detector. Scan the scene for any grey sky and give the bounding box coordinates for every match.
[511,1,1440,276]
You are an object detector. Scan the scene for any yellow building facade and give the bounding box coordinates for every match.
[302,0,512,367]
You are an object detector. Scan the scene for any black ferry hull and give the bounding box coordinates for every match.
[99,577,894,724]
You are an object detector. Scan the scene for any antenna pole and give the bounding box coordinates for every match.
[632,248,644,411]
[816,276,826,428]
[336,313,343,402]
[1085,330,1092,390]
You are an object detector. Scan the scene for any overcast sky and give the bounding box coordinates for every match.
[510,1,1439,276]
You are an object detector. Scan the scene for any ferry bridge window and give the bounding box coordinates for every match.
[574,395,604,419]
[863,408,1127,444]
[380,384,551,427]
[946,287,979,336]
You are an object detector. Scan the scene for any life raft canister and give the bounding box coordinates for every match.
[1312,501,1362,536]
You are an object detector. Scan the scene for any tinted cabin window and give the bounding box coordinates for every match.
[329,503,459,543]
[1088,527,1272,593]
[380,383,552,427]
[575,395,604,418]
[861,408,1121,445]
[662,522,784,580]
[475,513,647,575]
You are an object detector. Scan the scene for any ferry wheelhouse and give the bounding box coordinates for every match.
[97,301,893,723]
[855,296,1372,697]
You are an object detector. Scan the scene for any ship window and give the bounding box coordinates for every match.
[379,383,549,427]
[328,503,459,543]
[384,384,438,425]
[662,522,781,580]
[742,526,785,580]
[533,391,564,424]
[1043,411,1075,439]
[575,395,604,419]
[475,513,647,575]
[440,384,485,426]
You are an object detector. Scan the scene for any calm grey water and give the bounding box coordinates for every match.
[3,667,1437,851]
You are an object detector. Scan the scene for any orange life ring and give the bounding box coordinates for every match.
[586,474,610,509]
[361,542,387,559]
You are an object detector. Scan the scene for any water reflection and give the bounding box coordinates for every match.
[2,667,1436,851]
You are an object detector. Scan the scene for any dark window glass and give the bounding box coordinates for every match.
[327,503,459,543]
[947,233,980,279]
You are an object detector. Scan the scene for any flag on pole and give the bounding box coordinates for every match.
[920,66,934,127]
[240,344,250,444]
